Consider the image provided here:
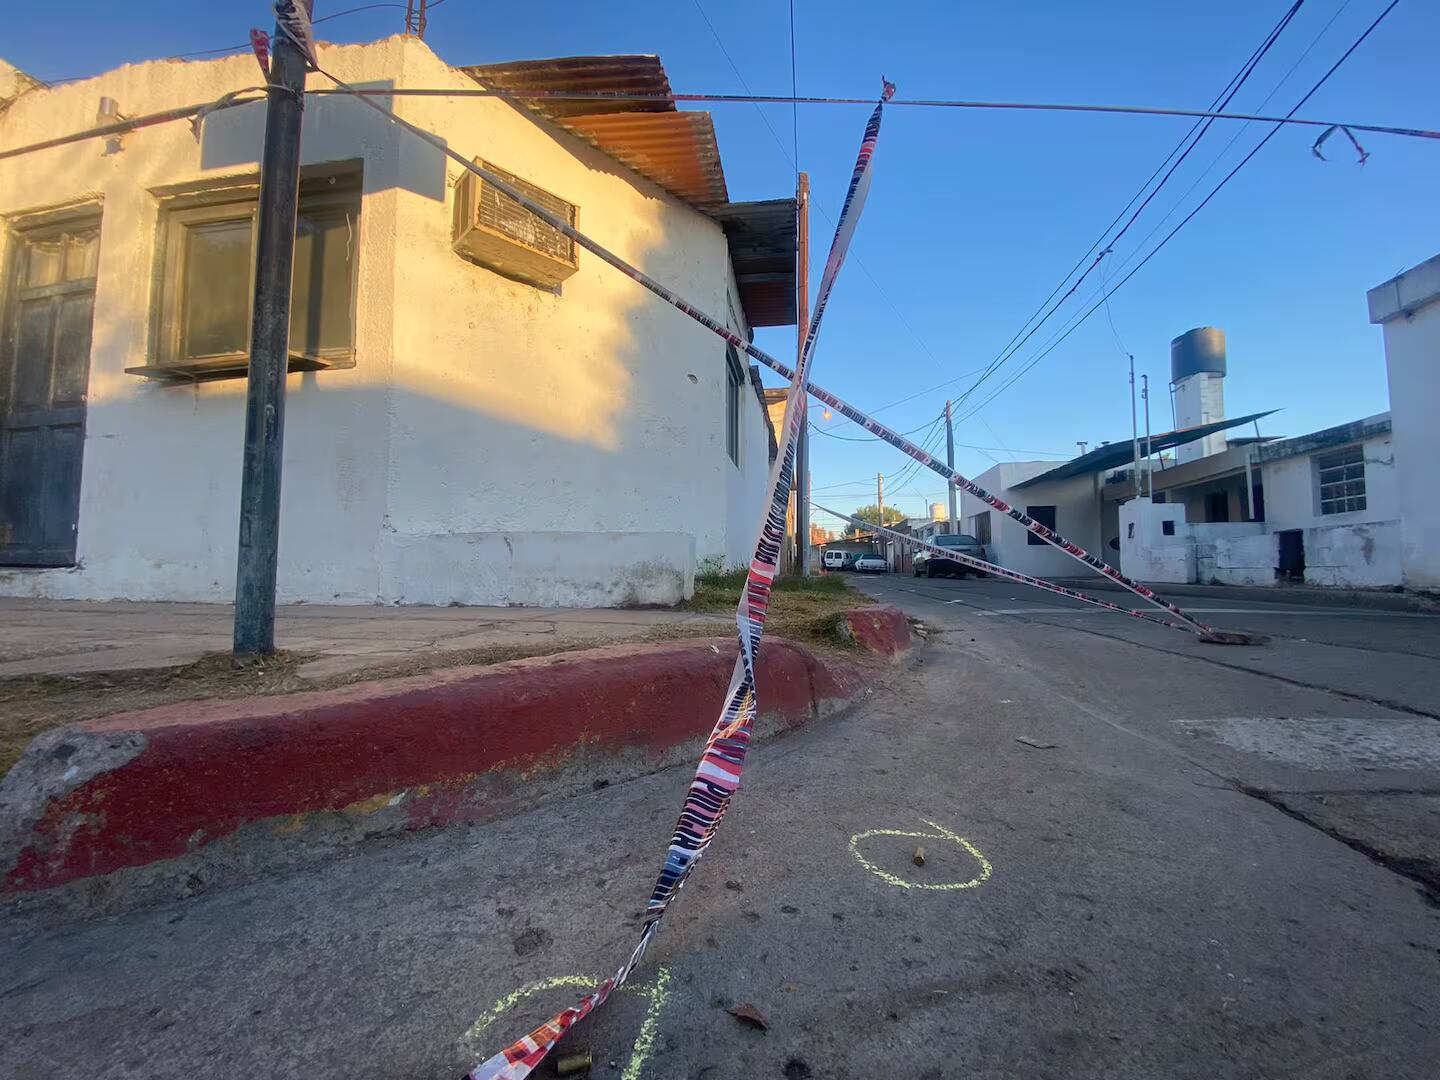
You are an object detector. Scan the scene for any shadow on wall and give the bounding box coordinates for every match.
[199,84,448,203]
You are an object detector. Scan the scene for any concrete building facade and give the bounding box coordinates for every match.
[0,39,792,607]
[1370,252,1440,592]
[1120,414,1400,588]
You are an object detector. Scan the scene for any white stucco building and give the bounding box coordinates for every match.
[0,40,796,606]
[1119,413,1400,588]
[1370,252,1440,592]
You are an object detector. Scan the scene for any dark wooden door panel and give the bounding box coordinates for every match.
[0,221,99,567]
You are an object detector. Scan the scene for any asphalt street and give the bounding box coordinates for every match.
[3,576,1440,1079]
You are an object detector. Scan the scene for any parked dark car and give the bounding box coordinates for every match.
[913,533,988,578]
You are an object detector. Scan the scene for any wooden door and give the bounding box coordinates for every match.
[0,221,100,566]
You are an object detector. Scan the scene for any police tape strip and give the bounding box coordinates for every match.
[815,505,1193,633]
[279,25,1209,636]
[453,83,892,1080]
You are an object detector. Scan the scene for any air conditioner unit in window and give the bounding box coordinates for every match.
[453,159,578,288]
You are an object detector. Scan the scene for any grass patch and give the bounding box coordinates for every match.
[682,569,858,612]
[681,570,870,649]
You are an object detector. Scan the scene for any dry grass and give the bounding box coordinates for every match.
[0,574,869,776]
[680,570,872,648]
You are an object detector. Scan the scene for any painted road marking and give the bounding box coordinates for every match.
[849,819,992,891]
[462,967,672,1080]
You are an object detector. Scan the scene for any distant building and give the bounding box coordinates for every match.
[952,318,1421,591]
[0,40,796,606]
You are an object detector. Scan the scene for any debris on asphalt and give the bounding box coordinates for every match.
[555,1049,592,1075]
[1016,736,1057,750]
[724,879,743,891]
[511,927,552,956]
[913,845,926,866]
[726,1003,770,1030]
[1198,628,1270,646]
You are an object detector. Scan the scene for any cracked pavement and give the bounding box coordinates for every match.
[2,577,1439,1078]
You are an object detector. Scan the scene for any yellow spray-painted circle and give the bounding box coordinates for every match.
[849,819,992,890]
[462,967,672,1080]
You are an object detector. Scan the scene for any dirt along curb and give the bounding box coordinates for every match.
[1,607,912,917]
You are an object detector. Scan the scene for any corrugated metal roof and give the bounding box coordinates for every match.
[1011,410,1279,488]
[461,55,728,208]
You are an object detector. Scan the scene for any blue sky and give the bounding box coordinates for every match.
[8,1,1437,527]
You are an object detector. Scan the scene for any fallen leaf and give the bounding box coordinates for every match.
[727,1003,770,1031]
[1015,736,1057,750]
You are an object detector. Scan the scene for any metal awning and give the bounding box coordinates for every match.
[709,199,797,327]
[461,55,729,209]
[1011,410,1279,488]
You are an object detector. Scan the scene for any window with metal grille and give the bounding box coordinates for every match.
[1316,444,1366,515]
[473,159,575,264]
[725,344,743,466]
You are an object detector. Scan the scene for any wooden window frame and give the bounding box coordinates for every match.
[132,175,361,381]
[725,343,744,467]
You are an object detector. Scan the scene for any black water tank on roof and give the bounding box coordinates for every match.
[1171,327,1227,383]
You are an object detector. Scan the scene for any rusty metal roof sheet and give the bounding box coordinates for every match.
[461,55,727,208]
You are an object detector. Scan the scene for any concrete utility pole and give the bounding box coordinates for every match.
[793,172,811,575]
[876,472,884,540]
[944,400,957,532]
[1128,353,1141,500]
[1141,373,1152,498]
[233,3,310,660]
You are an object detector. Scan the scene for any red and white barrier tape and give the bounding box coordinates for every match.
[816,505,1193,634]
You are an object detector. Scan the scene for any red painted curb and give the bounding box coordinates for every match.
[839,605,912,658]
[2,633,883,895]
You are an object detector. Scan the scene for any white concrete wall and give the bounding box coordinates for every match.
[0,38,771,607]
[1119,498,1193,583]
[961,463,1104,578]
[1174,372,1225,463]
[1192,523,1268,587]
[1371,255,1440,591]
[1302,520,1401,588]
[0,44,404,603]
[1261,433,1399,532]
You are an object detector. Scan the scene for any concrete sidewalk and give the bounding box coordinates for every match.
[0,597,730,680]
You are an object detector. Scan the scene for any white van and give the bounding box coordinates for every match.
[822,549,851,571]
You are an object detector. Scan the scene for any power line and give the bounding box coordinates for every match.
[297,88,1436,142]
[1080,0,1360,303]
[947,0,1306,418]
[7,79,1433,166]
[46,4,413,76]
[809,414,944,442]
[955,0,1401,427]
[866,364,991,415]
